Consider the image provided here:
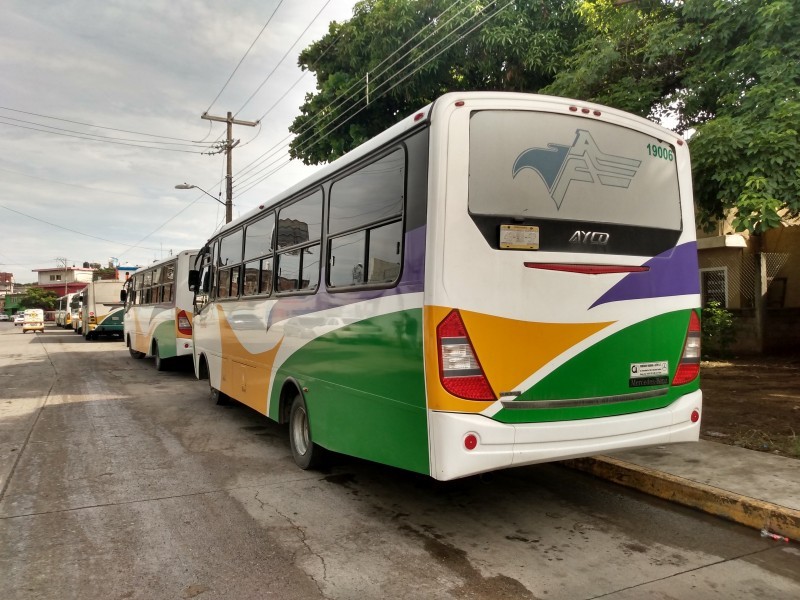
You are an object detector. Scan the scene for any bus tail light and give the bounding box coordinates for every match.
[437,310,495,401]
[177,310,192,335]
[672,311,701,386]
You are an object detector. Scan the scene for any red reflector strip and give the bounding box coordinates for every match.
[523,263,650,275]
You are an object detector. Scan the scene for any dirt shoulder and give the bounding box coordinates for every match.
[700,354,800,459]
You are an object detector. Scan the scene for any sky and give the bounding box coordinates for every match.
[0,0,360,284]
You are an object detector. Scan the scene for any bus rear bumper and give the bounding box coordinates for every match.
[429,390,702,481]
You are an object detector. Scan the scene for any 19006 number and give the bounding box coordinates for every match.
[647,144,674,161]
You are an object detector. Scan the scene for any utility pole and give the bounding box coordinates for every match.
[201,111,259,223]
[54,257,68,296]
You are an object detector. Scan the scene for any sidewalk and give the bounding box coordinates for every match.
[563,440,800,541]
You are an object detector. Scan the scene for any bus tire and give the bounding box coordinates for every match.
[153,341,167,372]
[289,393,325,470]
[209,383,230,406]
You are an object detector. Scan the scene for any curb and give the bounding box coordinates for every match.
[562,455,800,541]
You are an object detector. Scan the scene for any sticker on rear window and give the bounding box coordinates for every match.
[500,224,539,250]
[629,361,669,387]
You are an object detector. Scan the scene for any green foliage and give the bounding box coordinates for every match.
[292,0,799,235]
[546,0,800,235]
[683,0,800,234]
[701,301,737,358]
[19,288,59,311]
[290,0,583,164]
[93,267,117,281]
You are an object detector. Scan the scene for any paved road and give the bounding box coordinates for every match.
[1,324,799,599]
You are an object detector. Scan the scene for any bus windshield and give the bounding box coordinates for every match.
[468,110,682,231]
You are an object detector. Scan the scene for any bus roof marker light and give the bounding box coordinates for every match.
[455,100,465,107]
[569,106,578,112]
[414,112,424,122]
[593,110,602,116]
[581,108,590,114]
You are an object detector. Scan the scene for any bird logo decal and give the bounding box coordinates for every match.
[512,129,641,210]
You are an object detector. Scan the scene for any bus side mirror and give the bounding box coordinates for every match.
[188,269,200,292]
[120,289,128,302]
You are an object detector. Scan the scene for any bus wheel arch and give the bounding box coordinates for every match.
[284,382,326,470]
[127,336,145,359]
[197,353,210,380]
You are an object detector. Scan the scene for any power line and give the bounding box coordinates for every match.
[0,203,161,251]
[236,0,510,196]
[234,0,476,184]
[0,118,209,154]
[204,0,287,115]
[0,106,210,144]
[0,165,154,199]
[234,0,336,118]
[0,115,217,148]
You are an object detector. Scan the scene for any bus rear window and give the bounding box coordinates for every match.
[468,111,682,232]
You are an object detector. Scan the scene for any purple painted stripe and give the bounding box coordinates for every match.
[590,241,700,309]
[267,225,426,325]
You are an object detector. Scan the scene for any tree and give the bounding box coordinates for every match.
[20,288,58,311]
[93,267,117,281]
[543,0,800,234]
[289,0,583,164]
[680,0,800,234]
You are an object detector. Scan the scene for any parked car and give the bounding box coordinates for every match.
[14,314,25,326]
[0,314,10,322]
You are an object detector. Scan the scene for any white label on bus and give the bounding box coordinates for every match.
[499,225,540,250]
[630,361,669,378]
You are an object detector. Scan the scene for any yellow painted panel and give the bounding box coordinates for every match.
[217,305,282,415]
[424,306,613,412]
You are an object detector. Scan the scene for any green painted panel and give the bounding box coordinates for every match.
[495,310,700,423]
[270,309,429,475]
[95,308,124,332]
[153,320,178,357]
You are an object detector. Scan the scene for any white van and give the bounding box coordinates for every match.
[22,309,45,333]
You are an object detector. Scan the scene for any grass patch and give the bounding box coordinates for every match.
[732,429,800,458]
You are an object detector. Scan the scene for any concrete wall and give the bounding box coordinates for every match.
[725,308,800,354]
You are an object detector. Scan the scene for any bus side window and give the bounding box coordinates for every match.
[327,148,405,289]
[275,190,322,294]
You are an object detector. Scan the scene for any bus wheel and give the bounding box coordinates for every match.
[289,393,324,470]
[153,342,166,372]
[209,383,230,406]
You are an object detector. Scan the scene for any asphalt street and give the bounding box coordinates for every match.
[1,323,799,599]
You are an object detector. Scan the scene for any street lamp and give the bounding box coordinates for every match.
[175,183,231,223]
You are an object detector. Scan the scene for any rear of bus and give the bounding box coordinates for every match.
[424,93,701,480]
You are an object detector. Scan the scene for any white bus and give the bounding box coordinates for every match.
[77,280,125,340]
[70,288,85,333]
[190,92,701,480]
[123,250,198,370]
[55,293,76,328]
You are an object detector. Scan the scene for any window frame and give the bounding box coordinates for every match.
[275,189,324,296]
[700,267,728,308]
[325,145,407,293]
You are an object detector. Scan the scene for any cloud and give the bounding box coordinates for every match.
[0,0,357,283]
